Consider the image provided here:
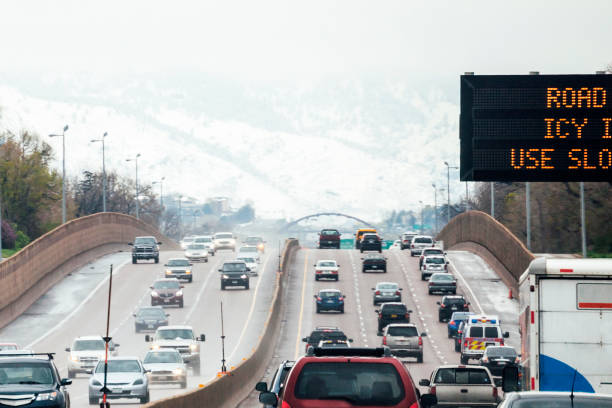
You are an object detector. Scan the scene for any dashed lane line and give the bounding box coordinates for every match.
[294,250,309,360]
[348,250,368,347]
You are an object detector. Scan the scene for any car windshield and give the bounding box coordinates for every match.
[424,249,443,255]
[512,397,612,407]
[363,234,378,239]
[445,298,466,305]
[238,257,255,263]
[377,283,398,290]
[451,312,472,321]
[137,309,165,319]
[156,329,193,340]
[195,237,212,243]
[414,237,432,243]
[382,304,407,314]
[318,261,336,267]
[153,280,180,289]
[434,367,491,385]
[432,274,454,281]
[246,237,263,243]
[73,339,105,351]
[95,360,141,373]
[295,362,405,405]
[0,363,54,385]
[222,263,247,272]
[486,347,517,358]
[167,259,190,266]
[216,233,233,239]
[182,237,194,243]
[144,352,182,364]
[321,230,339,236]
[320,291,340,298]
[239,246,257,253]
[134,237,156,245]
[426,257,445,264]
[387,326,417,337]
[0,345,17,351]
[187,244,206,250]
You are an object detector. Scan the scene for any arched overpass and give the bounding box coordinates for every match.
[280,212,376,232]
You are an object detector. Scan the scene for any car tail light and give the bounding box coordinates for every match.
[382,336,387,345]
[411,244,415,248]
[496,338,504,346]
[339,297,344,301]
[375,290,381,295]
[316,270,322,274]
[418,337,423,346]
[316,297,322,301]
[458,330,462,335]
[430,386,436,395]
[444,264,448,270]
[492,386,498,399]
[482,356,489,363]
[440,304,445,308]
[409,403,418,408]
[331,270,337,274]
[450,320,455,326]
[464,339,468,347]
[531,377,535,390]
[423,265,427,270]
[281,401,292,408]
[395,290,401,296]
[404,313,410,319]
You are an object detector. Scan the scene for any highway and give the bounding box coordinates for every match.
[0,247,280,407]
[239,245,519,406]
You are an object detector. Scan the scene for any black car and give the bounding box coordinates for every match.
[301,326,353,353]
[479,346,520,377]
[219,261,250,290]
[0,354,72,408]
[437,295,470,322]
[133,306,169,332]
[360,233,382,253]
[255,360,295,408]
[376,302,412,333]
[318,229,341,249]
[361,254,387,273]
[428,273,457,295]
[129,236,161,264]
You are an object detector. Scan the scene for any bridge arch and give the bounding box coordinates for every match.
[280,212,376,232]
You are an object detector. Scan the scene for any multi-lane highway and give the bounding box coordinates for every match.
[239,245,519,406]
[0,247,280,407]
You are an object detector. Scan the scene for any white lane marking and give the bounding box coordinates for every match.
[182,259,222,324]
[25,258,131,350]
[227,254,271,361]
[447,259,485,315]
[348,251,368,347]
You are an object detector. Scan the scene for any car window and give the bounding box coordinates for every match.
[187,244,206,250]
[309,331,346,343]
[484,327,500,338]
[320,291,340,298]
[387,326,417,337]
[216,233,233,239]
[378,283,398,290]
[144,352,182,364]
[239,247,257,253]
[238,257,255,263]
[95,360,141,373]
[156,329,193,340]
[414,237,432,243]
[153,280,180,289]
[381,304,407,314]
[432,274,454,281]
[134,237,156,245]
[246,237,263,243]
[137,309,165,318]
[222,263,247,272]
[0,362,54,385]
[424,249,443,255]
[195,237,212,243]
[434,368,491,384]
[426,257,445,264]
[451,312,472,321]
[317,261,336,267]
[0,345,17,351]
[469,327,484,337]
[167,259,190,266]
[73,339,105,351]
[295,362,405,405]
[445,298,466,305]
[485,347,517,358]
[321,230,339,236]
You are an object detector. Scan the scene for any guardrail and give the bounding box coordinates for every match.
[436,210,534,283]
[145,238,300,408]
[0,212,176,329]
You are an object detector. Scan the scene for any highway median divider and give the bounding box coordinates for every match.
[0,212,177,330]
[144,238,300,408]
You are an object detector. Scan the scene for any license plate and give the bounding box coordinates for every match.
[232,280,238,284]
[451,306,458,310]
[148,324,154,328]
[371,265,377,268]
[326,300,334,303]
[164,299,170,303]
[390,314,398,318]
[324,271,331,274]
[110,388,123,393]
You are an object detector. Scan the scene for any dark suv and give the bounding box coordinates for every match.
[129,236,161,264]
[0,353,72,408]
[437,295,470,322]
[360,233,382,253]
[362,254,387,273]
[219,261,250,290]
[376,303,412,334]
[318,229,341,249]
[133,306,169,332]
[258,348,437,408]
[302,327,352,353]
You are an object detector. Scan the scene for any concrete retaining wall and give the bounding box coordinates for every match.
[144,238,300,408]
[0,212,177,329]
[436,210,534,283]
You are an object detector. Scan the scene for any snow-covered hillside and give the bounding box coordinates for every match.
[0,75,461,220]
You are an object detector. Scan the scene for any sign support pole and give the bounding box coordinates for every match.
[580,182,587,258]
[490,182,495,219]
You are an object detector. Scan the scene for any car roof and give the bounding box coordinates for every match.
[135,236,156,239]
[0,343,18,346]
[435,364,489,370]
[0,356,52,364]
[424,254,445,258]
[154,278,181,282]
[376,281,398,286]
[443,295,465,300]
[167,257,189,261]
[508,391,612,400]
[145,348,180,354]
[312,325,340,331]
[319,289,341,293]
[430,273,453,278]
[316,259,337,263]
[365,254,385,258]
[386,323,417,328]
[381,302,406,307]
[106,356,141,361]
[423,248,443,251]
[137,306,164,311]
[74,335,104,341]
[157,325,193,330]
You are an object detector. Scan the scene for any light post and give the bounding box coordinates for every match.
[444,161,459,224]
[126,153,141,219]
[418,200,424,235]
[49,125,69,224]
[90,132,107,212]
[432,183,438,234]
[178,195,183,239]
[152,177,165,229]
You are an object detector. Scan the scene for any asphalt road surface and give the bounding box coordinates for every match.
[0,247,280,407]
[239,246,519,407]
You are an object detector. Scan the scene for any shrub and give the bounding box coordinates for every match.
[15,230,30,249]
[1,220,16,249]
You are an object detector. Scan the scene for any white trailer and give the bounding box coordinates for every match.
[518,258,612,393]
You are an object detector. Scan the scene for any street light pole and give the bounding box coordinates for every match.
[432,183,438,234]
[91,132,107,212]
[444,161,458,224]
[126,154,141,219]
[418,200,424,235]
[152,177,166,229]
[49,125,69,223]
[490,182,495,218]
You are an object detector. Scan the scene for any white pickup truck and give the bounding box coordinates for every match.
[419,365,499,407]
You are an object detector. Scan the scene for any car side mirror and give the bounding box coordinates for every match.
[377,332,382,336]
[419,379,430,387]
[180,285,185,288]
[145,335,151,342]
[313,295,317,298]
[420,394,437,408]
[408,310,413,313]
[371,288,375,290]
[313,264,316,267]
[467,302,471,305]
[166,313,170,317]
[348,339,354,343]
[149,286,154,289]
[218,269,223,272]
[64,347,70,352]
[199,334,206,342]
[133,313,137,317]
[255,381,268,392]
[502,365,520,392]
[375,310,380,313]
[114,343,120,348]
[259,392,278,406]
[157,242,163,245]
[189,263,193,266]
[436,301,441,305]
[503,332,510,338]
[421,332,427,337]
[60,378,72,386]
[128,243,133,246]
[164,264,168,267]
[446,261,450,264]
[399,288,403,291]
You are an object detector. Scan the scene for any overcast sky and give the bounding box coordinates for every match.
[2,0,611,81]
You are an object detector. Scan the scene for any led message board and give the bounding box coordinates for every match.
[460,74,612,181]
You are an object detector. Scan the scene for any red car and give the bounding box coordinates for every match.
[318,229,341,249]
[258,347,437,408]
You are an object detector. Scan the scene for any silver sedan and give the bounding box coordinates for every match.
[143,349,187,388]
[88,357,149,405]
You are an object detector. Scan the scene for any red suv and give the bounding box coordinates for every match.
[258,348,437,408]
[318,229,341,249]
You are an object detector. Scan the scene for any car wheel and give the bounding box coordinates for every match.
[179,301,184,308]
[140,391,150,404]
[189,277,193,283]
[428,290,432,295]
[68,369,75,379]
[379,249,382,253]
[360,248,364,253]
[192,361,201,376]
[460,355,469,365]
[448,330,452,338]
[316,306,320,314]
[335,276,339,281]
[421,274,425,281]
[181,378,187,388]
[132,257,137,264]
[205,258,208,263]
[245,282,250,290]
[340,307,344,313]
[135,326,140,333]
[455,341,461,352]
[373,300,377,306]
[89,396,98,405]
[452,290,457,295]
[315,276,319,281]
[221,283,225,290]
[417,353,423,363]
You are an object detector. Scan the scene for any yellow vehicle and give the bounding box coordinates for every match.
[354,228,377,249]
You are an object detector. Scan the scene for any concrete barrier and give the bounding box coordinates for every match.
[436,210,534,284]
[144,238,300,408]
[0,212,177,329]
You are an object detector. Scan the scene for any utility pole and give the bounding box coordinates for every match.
[432,183,438,234]
[49,125,69,224]
[91,132,107,212]
[178,195,183,239]
[444,161,458,224]
[580,182,587,258]
[525,71,539,252]
[490,182,495,219]
[418,200,424,235]
[126,154,141,219]
[100,264,114,408]
[220,301,227,373]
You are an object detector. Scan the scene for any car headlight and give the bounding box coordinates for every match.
[36,391,58,401]
[70,355,78,362]
[223,274,229,279]
[240,274,247,279]
[176,290,183,296]
[189,344,197,351]
[91,379,102,386]
[165,270,172,275]
[186,269,192,274]
[173,368,185,375]
[133,378,144,385]
[151,291,159,297]
[151,344,160,350]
